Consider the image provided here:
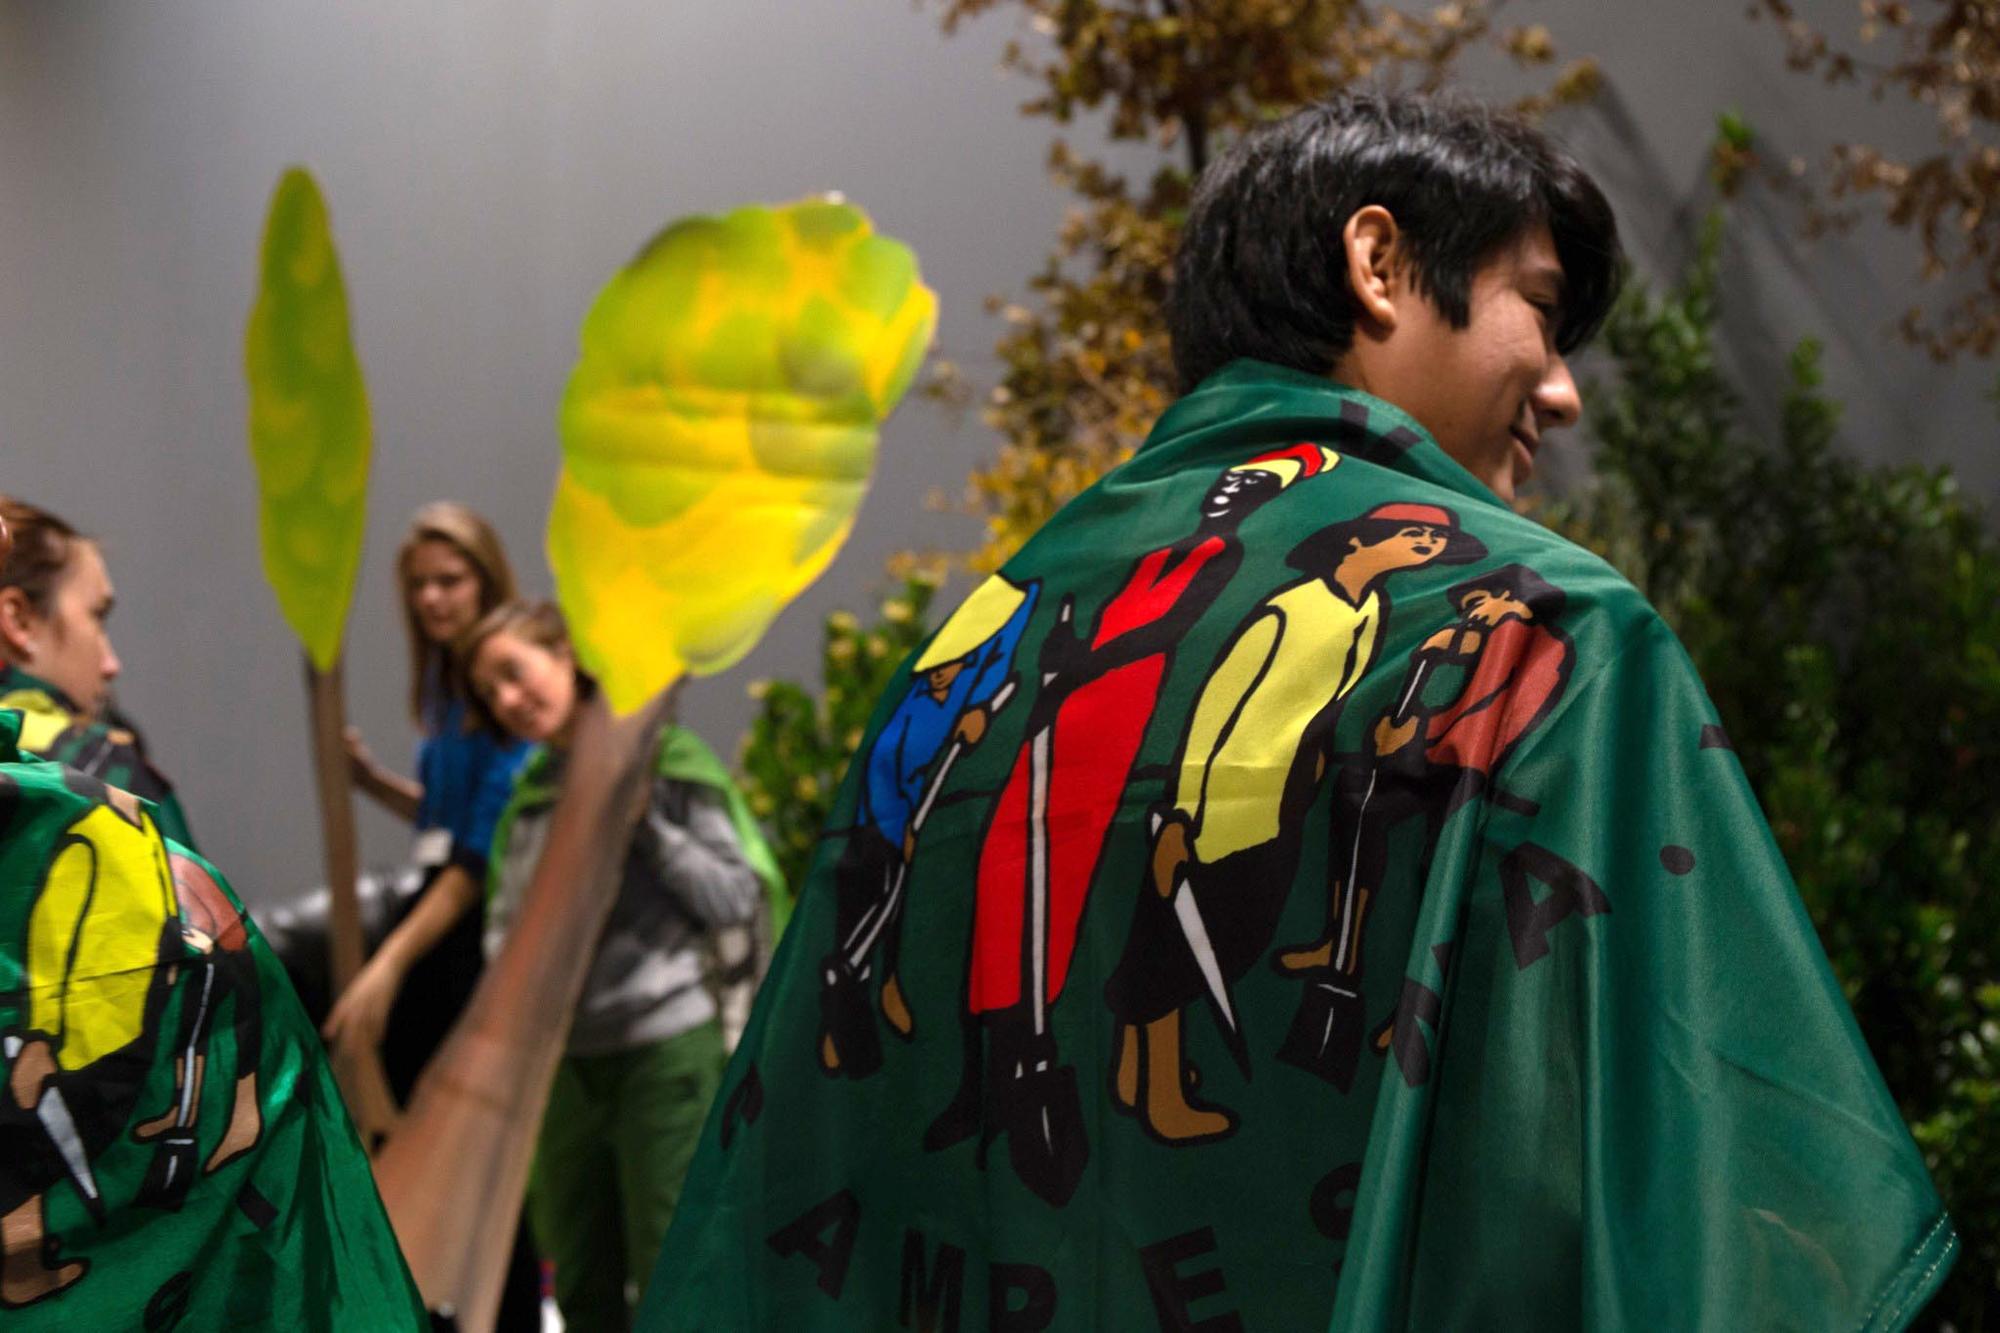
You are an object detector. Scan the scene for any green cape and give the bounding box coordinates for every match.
[0,708,424,1328]
[644,361,1953,1331]
[0,665,196,850]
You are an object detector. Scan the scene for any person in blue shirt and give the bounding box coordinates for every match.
[818,575,1037,1079]
[324,502,542,1331]
[325,502,530,1099]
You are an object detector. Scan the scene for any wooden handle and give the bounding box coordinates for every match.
[305,656,400,1146]
[305,657,365,991]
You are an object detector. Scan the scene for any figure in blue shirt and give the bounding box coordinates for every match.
[819,576,1038,1080]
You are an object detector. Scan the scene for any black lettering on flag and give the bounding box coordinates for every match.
[1309,1162,1363,1245]
[1386,978,1442,1086]
[767,1189,862,1300]
[899,1228,967,1332]
[144,1272,194,1330]
[988,1261,1058,1332]
[1139,1227,1245,1333]
[1500,842,1610,970]
[720,1063,766,1150]
[1383,942,1456,1086]
[236,1183,278,1229]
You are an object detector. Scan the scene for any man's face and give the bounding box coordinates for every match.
[1458,587,1530,626]
[27,540,122,715]
[1200,467,1282,522]
[1369,224,1579,502]
[925,659,966,699]
[1352,520,1448,568]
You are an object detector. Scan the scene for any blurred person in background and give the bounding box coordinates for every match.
[466,600,782,1331]
[0,495,195,848]
[321,500,538,1331]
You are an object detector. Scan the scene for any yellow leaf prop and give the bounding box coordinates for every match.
[245,167,371,672]
[550,196,938,714]
[241,168,391,1138]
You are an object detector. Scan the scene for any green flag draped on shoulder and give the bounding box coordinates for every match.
[0,709,424,1327]
[644,360,1953,1331]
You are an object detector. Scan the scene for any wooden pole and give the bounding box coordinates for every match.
[305,655,400,1145]
[306,657,364,990]
[373,683,675,1329]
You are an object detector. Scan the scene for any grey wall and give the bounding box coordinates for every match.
[2,0,1990,903]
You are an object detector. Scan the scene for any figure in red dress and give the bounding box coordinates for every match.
[923,443,1338,1206]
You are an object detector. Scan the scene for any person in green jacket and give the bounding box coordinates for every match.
[464,599,784,1331]
[643,92,1955,1332]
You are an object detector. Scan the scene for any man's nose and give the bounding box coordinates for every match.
[1534,354,1581,431]
[102,639,122,680]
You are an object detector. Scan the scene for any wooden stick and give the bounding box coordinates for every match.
[305,655,400,1144]
[305,657,364,989]
[373,682,676,1329]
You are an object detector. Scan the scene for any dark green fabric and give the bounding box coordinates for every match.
[0,708,425,1328]
[643,360,1954,1331]
[0,665,196,849]
[533,1019,724,1332]
[487,723,788,936]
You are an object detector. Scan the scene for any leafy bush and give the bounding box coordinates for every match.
[1544,216,2000,1328]
[737,574,942,894]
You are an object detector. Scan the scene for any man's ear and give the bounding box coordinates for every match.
[1342,205,1402,332]
[0,586,39,662]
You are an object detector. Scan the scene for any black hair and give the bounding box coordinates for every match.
[1447,562,1567,620]
[1168,91,1623,392]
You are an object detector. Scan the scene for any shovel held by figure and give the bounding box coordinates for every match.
[371,196,936,1331]
[1279,614,1479,1090]
[823,677,1020,1078]
[3,1034,104,1224]
[1009,597,1092,1204]
[243,167,397,1145]
[1168,853,1254,1081]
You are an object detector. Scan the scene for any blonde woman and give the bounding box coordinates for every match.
[325,503,530,1096]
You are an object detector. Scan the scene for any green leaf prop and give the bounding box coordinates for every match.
[245,168,371,671]
[550,195,937,714]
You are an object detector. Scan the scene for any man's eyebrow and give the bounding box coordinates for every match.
[1524,261,1567,301]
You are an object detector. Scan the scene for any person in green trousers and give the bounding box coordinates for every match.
[466,599,784,1330]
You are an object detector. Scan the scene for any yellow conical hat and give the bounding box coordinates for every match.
[912,574,1030,673]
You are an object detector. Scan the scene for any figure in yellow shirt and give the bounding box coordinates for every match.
[2,771,261,1308]
[1104,501,1483,1145]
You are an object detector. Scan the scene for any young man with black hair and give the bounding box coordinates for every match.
[646,93,1954,1332]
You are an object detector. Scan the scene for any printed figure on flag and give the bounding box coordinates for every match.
[0,704,421,1327]
[924,445,1339,1207]
[1,775,262,1308]
[1104,501,1485,1145]
[818,575,1039,1080]
[1274,562,1577,1089]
